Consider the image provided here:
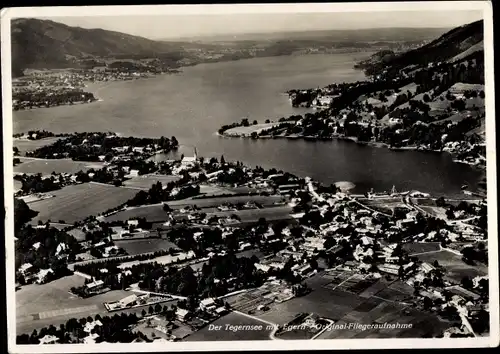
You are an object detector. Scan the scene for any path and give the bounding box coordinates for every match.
[233,310,281,340]
[311,318,334,340]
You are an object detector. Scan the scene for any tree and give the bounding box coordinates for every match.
[220,155,226,165]
[265,119,271,124]
[461,276,473,289]
[435,197,446,207]
[423,94,431,103]
[141,309,147,317]
[154,303,162,313]
[252,120,258,125]
[163,203,172,212]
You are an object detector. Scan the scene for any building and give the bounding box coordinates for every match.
[129,169,140,177]
[84,320,103,333]
[278,184,301,194]
[36,268,54,284]
[176,308,192,321]
[420,262,436,273]
[85,280,105,295]
[200,298,216,311]
[378,263,400,275]
[445,285,481,301]
[119,294,139,308]
[19,263,34,276]
[83,333,100,344]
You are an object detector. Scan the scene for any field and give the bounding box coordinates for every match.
[114,239,178,256]
[223,123,279,137]
[14,157,104,175]
[362,198,408,214]
[105,195,287,223]
[402,242,441,255]
[16,274,136,334]
[253,272,450,339]
[257,287,365,326]
[66,228,87,242]
[416,250,488,283]
[185,312,273,341]
[200,206,293,224]
[28,182,138,224]
[122,174,181,190]
[13,137,61,154]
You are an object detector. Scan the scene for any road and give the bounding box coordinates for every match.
[306,177,324,202]
[232,310,281,340]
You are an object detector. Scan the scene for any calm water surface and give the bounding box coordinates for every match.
[14,54,482,196]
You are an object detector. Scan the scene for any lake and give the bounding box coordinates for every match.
[13,53,483,197]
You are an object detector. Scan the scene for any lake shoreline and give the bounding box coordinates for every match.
[218,129,487,174]
[13,53,483,197]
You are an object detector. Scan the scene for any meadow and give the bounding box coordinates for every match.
[114,239,179,256]
[416,250,488,283]
[13,137,61,154]
[14,157,104,175]
[28,182,138,224]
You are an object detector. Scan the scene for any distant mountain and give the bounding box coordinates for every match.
[163,27,450,43]
[358,20,484,77]
[11,18,188,76]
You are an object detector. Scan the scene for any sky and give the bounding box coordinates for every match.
[46,10,483,40]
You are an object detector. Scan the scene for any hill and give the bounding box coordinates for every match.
[11,18,189,76]
[357,20,484,77]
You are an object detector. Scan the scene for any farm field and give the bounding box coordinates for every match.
[402,242,441,255]
[198,184,236,196]
[105,195,287,223]
[122,174,181,190]
[317,304,449,339]
[257,287,365,326]
[16,275,129,332]
[66,228,87,242]
[28,182,138,224]
[13,137,61,154]
[16,274,178,335]
[185,311,273,341]
[416,250,488,283]
[361,198,408,214]
[206,206,293,223]
[14,157,104,175]
[114,239,178,256]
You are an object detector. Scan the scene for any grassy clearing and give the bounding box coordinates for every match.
[417,250,488,283]
[28,182,138,224]
[13,137,61,154]
[223,123,280,137]
[402,242,441,255]
[14,157,104,175]
[122,175,181,190]
[105,195,287,223]
[114,239,178,256]
[185,312,272,341]
[257,287,365,325]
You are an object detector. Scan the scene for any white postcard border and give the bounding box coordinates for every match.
[2,2,498,352]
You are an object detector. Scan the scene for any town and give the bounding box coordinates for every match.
[14,130,489,344]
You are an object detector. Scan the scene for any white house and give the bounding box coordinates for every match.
[200,298,216,311]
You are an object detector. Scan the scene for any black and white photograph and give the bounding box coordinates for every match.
[2,2,498,352]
